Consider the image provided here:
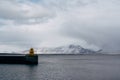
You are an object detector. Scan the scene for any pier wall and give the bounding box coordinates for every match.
[0,54,38,64]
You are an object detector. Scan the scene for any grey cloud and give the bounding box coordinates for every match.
[0,0,120,52]
[59,4,120,51]
[50,0,120,51]
[0,0,54,24]
[0,26,43,47]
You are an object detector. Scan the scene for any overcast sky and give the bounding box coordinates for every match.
[0,0,120,52]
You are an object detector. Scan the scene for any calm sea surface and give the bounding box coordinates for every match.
[0,54,120,80]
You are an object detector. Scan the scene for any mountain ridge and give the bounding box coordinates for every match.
[23,44,102,54]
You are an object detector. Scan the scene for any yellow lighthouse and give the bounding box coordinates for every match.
[29,48,34,56]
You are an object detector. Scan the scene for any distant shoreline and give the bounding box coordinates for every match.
[0,53,120,56]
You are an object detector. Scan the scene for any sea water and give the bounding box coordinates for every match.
[0,54,120,80]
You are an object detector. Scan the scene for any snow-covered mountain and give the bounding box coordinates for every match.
[23,44,101,54]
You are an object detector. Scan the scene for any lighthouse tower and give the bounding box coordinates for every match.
[29,48,34,56]
[25,48,38,64]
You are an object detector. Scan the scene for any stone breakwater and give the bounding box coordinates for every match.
[0,54,38,64]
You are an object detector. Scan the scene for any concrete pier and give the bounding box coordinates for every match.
[25,54,38,64]
[0,54,38,64]
[0,48,38,64]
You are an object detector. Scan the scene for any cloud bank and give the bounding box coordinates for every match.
[0,0,120,52]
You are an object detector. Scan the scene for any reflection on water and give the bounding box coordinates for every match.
[0,54,120,80]
[26,65,38,80]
